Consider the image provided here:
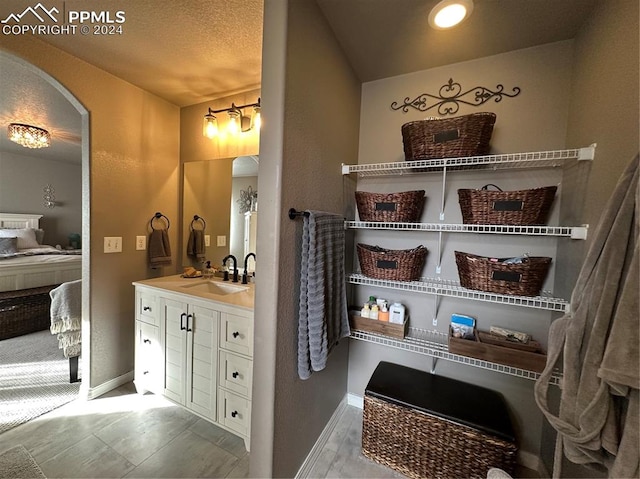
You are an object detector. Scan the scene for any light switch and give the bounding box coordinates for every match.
[136,236,146,250]
[204,235,211,247]
[217,235,226,247]
[104,237,122,253]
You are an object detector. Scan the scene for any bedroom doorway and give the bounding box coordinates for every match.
[0,50,90,426]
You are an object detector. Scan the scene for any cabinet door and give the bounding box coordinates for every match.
[134,321,162,394]
[161,297,189,405]
[185,304,219,421]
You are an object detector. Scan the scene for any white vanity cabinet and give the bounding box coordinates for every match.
[133,278,254,451]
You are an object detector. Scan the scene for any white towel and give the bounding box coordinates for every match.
[50,280,82,358]
[298,210,350,380]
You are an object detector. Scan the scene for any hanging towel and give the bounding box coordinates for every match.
[187,229,206,261]
[149,229,172,267]
[297,210,350,380]
[534,154,639,478]
[50,280,82,359]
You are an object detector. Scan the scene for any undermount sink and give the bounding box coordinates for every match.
[181,280,249,296]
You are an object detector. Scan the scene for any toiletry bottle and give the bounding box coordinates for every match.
[370,304,379,320]
[379,302,389,322]
[389,302,405,324]
[368,296,377,308]
[361,303,370,318]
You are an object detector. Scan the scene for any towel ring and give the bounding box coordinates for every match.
[190,215,206,231]
[150,212,170,230]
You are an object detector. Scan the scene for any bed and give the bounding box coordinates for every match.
[0,213,82,293]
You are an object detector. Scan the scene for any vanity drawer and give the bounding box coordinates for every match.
[135,321,162,394]
[136,290,158,325]
[220,313,253,357]
[219,351,253,397]
[218,389,251,437]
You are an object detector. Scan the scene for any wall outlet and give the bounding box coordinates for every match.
[136,236,146,250]
[216,235,226,247]
[104,236,122,253]
[204,235,211,247]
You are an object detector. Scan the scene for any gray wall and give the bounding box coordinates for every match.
[251,0,361,476]
[0,151,81,246]
[546,1,639,477]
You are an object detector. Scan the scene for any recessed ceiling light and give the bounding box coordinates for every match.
[429,0,474,30]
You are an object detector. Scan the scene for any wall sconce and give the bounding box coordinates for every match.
[7,123,51,148]
[203,98,261,138]
[43,184,56,208]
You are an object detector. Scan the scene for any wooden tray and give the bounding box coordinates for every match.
[449,328,547,373]
[349,313,408,339]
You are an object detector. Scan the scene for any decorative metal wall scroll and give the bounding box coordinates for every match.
[390,78,521,116]
[237,185,258,214]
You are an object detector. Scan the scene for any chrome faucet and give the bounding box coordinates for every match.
[242,253,256,284]
[222,255,238,282]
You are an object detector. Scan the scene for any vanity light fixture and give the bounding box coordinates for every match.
[7,123,51,148]
[428,0,473,30]
[202,98,261,138]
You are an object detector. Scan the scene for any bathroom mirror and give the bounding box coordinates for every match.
[181,156,258,272]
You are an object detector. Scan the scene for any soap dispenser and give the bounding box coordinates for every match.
[203,261,214,279]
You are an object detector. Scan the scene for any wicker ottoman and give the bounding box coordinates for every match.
[363,362,517,479]
[0,285,58,340]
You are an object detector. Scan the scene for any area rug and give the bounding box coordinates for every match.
[0,330,80,434]
[0,444,46,478]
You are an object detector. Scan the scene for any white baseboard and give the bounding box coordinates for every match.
[344,393,546,475]
[295,395,349,479]
[86,370,134,400]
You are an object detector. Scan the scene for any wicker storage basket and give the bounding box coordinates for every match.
[355,190,425,223]
[455,251,552,296]
[357,244,427,281]
[402,112,496,160]
[458,184,557,225]
[363,362,517,479]
[0,285,58,340]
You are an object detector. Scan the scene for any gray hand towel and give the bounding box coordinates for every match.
[149,229,172,267]
[298,210,350,380]
[187,229,205,260]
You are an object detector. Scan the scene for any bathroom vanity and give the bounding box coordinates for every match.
[132,274,254,450]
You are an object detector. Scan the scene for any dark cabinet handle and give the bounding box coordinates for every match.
[187,314,193,332]
[143,339,151,344]
[180,313,186,330]
[232,331,240,338]
[143,306,151,311]
[231,410,238,418]
[143,371,149,375]
[232,371,239,379]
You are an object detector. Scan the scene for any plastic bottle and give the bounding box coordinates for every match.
[389,302,405,324]
[368,296,377,308]
[378,302,389,322]
[370,304,379,320]
[361,303,370,318]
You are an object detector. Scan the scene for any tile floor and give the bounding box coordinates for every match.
[0,383,540,478]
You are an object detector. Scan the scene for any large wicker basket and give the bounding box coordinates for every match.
[455,251,551,296]
[355,190,425,223]
[458,184,557,225]
[402,112,496,160]
[0,285,58,340]
[357,244,427,281]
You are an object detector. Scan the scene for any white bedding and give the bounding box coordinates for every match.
[0,246,81,261]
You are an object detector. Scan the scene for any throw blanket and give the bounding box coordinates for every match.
[50,280,82,359]
[148,229,171,267]
[297,210,350,380]
[187,229,205,261]
[534,154,639,478]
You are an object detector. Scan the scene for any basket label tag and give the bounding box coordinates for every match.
[376,260,398,270]
[492,200,524,211]
[433,129,460,143]
[375,202,397,211]
[492,271,522,282]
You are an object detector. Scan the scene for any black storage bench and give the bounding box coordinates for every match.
[0,285,58,340]
[363,361,517,479]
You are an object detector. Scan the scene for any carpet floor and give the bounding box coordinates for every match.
[0,444,46,478]
[0,330,80,434]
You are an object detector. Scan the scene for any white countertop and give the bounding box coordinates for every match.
[133,274,255,311]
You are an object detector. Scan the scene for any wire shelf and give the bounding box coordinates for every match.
[347,273,570,312]
[346,221,588,239]
[341,145,595,177]
[350,327,562,386]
